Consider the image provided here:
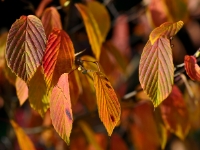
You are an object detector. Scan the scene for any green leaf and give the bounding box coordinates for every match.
[6,15,47,83]
[139,37,174,107]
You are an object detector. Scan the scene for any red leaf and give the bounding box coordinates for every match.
[43,28,75,91]
[50,73,73,144]
[160,85,190,140]
[6,15,47,82]
[184,55,200,81]
[41,7,62,37]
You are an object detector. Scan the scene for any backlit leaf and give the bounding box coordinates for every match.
[10,120,36,150]
[79,121,102,150]
[163,0,189,22]
[130,101,160,150]
[15,77,28,106]
[69,71,82,105]
[87,1,110,41]
[6,15,47,82]
[75,3,103,60]
[139,38,173,107]
[43,28,75,92]
[41,7,62,37]
[50,73,73,144]
[0,32,7,68]
[184,55,200,81]
[3,62,17,85]
[29,66,50,117]
[93,72,121,136]
[150,21,184,44]
[160,85,190,140]
[78,71,97,111]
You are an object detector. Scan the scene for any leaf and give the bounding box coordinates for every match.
[130,101,160,150]
[29,66,50,117]
[160,85,190,140]
[184,55,200,81]
[15,77,28,106]
[68,71,82,105]
[87,1,110,41]
[150,20,184,44]
[139,37,174,107]
[3,63,17,85]
[93,72,121,136]
[75,3,103,60]
[163,0,189,22]
[43,28,75,92]
[6,15,47,82]
[0,32,7,68]
[50,73,73,144]
[79,121,102,150]
[41,7,62,37]
[78,71,97,111]
[110,133,128,150]
[10,120,36,150]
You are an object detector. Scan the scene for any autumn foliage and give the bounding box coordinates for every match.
[1,0,200,149]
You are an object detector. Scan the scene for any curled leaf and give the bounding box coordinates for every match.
[29,66,50,117]
[41,7,62,37]
[139,38,173,107]
[93,72,121,136]
[15,77,28,106]
[43,28,75,91]
[184,55,200,81]
[150,20,184,44]
[6,15,47,82]
[50,73,73,144]
[10,120,36,150]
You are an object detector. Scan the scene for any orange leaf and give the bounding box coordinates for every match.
[69,71,82,105]
[130,101,160,150]
[93,72,121,136]
[160,85,190,140]
[75,3,103,60]
[43,28,75,92]
[139,38,173,107]
[50,73,73,144]
[184,55,200,81]
[15,77,28,106]
[29,66,50,117]
[10,120,36,150]
[110,133,128,150]
[150,20,184,44]
[6,15,47,82]
[41,7,62,37]
[87,1,111,41]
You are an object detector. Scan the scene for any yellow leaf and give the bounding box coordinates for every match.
[10,120,36,150]
[29,67,50,117]
[0,32,7,68]
[87,1,111,41]
[79,121,102,150]
[150,20,184,44]
[93,72,121,136]
[75,3,103,60]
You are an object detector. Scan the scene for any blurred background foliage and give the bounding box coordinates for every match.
[1,0,200,150]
